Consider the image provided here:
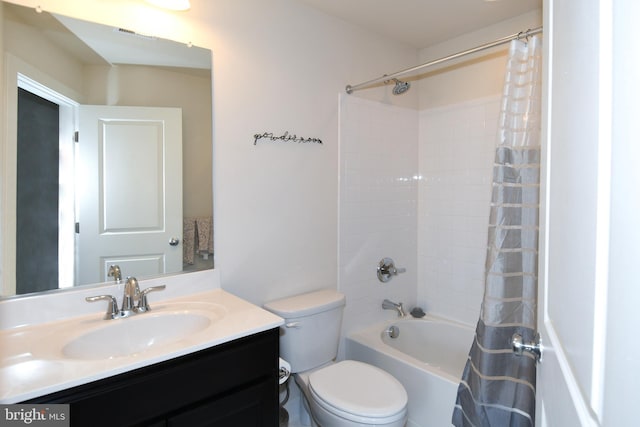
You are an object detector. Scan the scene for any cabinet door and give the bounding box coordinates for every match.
[167,378,276,427]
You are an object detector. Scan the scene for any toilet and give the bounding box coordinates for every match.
[264,289,408,427]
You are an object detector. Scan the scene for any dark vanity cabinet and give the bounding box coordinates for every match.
[24,329,279,427]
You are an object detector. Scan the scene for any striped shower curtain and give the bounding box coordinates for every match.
[452,35,542,427]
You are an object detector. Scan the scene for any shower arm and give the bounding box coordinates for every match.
[345,26,542,94]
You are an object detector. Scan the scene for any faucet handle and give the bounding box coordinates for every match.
[377,258,406,282]
[86,295,120,320]
[136,285,166,313]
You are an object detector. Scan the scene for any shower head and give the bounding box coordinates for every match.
[386,78,410,95]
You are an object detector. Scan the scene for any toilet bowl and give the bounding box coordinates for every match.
[297,360,407,427]
[263,289,408,427]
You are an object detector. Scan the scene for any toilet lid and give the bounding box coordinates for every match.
[308,360,408,420]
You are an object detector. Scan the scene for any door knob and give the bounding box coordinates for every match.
[169,237,180,246]
[512,333,542,362]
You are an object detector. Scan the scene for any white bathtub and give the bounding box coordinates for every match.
[345,316,474,427]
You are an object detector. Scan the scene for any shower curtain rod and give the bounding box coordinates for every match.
[345,26,543,94]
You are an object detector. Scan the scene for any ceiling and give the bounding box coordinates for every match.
[293,0,542,48]
[4,2,210,70]
[6,0,541,67]
[54,12,211,70]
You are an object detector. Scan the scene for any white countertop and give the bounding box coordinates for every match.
[0,288,283,403]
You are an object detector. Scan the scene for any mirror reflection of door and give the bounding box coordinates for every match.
[77,106,183,285]
[15,84,183,293]
[16,88,59,294]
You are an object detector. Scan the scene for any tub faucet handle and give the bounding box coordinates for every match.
[377,258,406,282]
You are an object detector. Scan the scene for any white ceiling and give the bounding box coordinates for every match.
[7,1,542,68]
[4,2,210,70]
[54,13,211,70]
[293,0,542,48]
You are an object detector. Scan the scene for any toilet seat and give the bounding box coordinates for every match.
[308,360,408,424]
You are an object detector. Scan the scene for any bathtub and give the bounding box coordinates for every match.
[345,316,474,427]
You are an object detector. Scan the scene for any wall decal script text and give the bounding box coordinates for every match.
[253,131,322,145]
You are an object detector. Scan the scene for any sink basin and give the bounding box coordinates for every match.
[62,312,211,359]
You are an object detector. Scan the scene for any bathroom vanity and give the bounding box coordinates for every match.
[0,280,283,427]
[25,329,279,427]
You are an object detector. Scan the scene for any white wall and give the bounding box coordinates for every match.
[206,1,419,305]
[2,6,86,99]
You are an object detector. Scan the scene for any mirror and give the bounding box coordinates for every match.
[1,2,213,298]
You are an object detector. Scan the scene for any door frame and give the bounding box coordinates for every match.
[2,53,78,295]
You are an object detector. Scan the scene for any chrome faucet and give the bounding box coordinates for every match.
[107,264,122,284]
[382,299,406,317]
[86,277,166,320]
[121,276,140,316]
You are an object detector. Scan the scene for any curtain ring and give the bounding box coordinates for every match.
[518,29,534,43]
[517,30,532,45]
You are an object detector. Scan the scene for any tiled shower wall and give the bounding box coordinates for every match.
[338,94,418,340]
[339,94,500,335]
[417,96,500,326]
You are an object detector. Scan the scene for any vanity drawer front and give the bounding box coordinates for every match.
[166,377,275,427]
[24,329,279,427]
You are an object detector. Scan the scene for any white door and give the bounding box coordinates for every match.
[538,1,640,425]
[536,0,607,425]
[77,105,183,285]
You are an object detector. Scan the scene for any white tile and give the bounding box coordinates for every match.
[341,95,501,330]
[415,97,500,324]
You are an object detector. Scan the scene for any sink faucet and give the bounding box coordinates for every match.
[382,299,406,317]
[107,264,122,284]
[121,276,141,316]
[86,277,166,320]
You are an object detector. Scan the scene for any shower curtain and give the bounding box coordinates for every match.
[452,35,542,427]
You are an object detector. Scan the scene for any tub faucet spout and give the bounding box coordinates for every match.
[382,299,406,317]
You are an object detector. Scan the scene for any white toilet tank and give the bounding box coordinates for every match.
[264,289,345,373]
